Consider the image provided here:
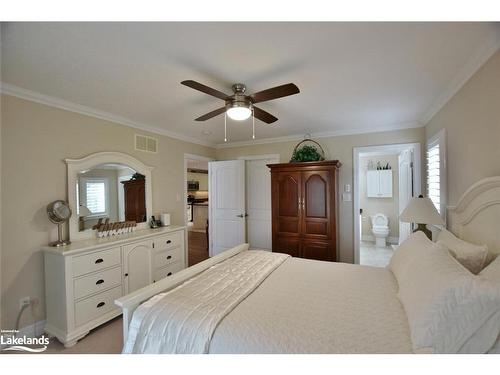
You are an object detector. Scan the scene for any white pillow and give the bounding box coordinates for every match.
[437,229,488,274]
[388,231,437,281]
[394,244,500,353]
[480,255,500,283]
[464,257,500,353]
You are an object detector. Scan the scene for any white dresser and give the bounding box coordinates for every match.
[42,226,187,347]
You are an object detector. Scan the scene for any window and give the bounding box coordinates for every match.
[86,180,106,214]
[79,177,109,217]
[427,129,446,219]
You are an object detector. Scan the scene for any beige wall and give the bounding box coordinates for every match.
[216,127,425,263]
[359,155,399,240]
[0,94,215,330]
[425,50,500,205]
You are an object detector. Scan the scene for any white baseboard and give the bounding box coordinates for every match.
[361,235,399,245]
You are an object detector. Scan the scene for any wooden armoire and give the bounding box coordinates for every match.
[267,161,341,262]
[121,179,146,223]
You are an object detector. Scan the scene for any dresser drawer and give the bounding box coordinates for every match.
[73,266,122,300]
[153,231,183,251]
[153,246,183,269]
[74,286,122,327]
[72,247,121,277]
[153,261,184,282]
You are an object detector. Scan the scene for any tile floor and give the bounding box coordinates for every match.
[359,240,394,267]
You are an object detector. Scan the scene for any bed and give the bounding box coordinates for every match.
[115,176,500,354]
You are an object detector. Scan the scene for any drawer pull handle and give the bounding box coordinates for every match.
[96,302,105,308]
[167,255,172,260]
[167,272,173,277]
[166,240,172,244]
[96,279,104,285]
[95,258,104,264]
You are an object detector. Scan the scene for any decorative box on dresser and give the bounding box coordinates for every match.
[267,161,341,262]
[42,225,187,347]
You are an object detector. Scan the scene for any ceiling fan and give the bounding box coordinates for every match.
[181,80,300,124]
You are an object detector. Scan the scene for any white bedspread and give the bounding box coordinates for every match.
[123,250,289,353]
[209,257,414,353]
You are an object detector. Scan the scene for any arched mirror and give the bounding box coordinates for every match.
[66,152,153,241]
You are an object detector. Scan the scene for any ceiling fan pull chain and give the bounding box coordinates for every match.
[252,109,255,140]
[224,112,227,142]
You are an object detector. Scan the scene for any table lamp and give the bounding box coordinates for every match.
[399,195,444,239]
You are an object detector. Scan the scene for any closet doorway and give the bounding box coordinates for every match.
[209,154,279,256]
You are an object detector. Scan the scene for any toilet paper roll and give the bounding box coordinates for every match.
[160,213,171,227]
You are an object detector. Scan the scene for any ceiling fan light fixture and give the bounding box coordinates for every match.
[226,101,252,121]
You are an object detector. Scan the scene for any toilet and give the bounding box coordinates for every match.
[371,213,389,248]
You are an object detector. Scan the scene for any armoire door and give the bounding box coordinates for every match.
[272,171,302,257]
[301,240,334,262]
[301,170,331,239]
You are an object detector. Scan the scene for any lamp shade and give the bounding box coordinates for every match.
[79,205,92,217]
[399,196,444,225]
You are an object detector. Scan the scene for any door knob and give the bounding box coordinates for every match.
[236,214,244,218]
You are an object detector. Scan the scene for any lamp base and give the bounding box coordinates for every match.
[413,223,432,240]
[49,240,71,247]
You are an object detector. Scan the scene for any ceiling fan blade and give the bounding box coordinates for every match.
[253,106,278,124]
[181,80,229,100]
[195,107,226,121]
[250,83,300,103]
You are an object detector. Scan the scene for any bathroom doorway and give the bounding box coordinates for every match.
[353,143,421,266]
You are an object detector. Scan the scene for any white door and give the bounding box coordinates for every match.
[399,149,414,244]
[122,240,152,294]
[245,157,277,250]
[209,160,246,256]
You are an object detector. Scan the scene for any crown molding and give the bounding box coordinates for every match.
[0,82,217,148]
[420,28,500,125]
[216,121,423,149]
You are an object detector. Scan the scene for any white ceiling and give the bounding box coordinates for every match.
[2,22,500,147]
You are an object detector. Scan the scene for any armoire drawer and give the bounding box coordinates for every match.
[153,246,183,269]
[153,231,183,252]
[153,261,184,282]
[72,247,121,277]
[73,266,122,300]
[74,286,122,327]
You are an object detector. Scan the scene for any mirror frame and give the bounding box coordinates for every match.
[66,151,153,241]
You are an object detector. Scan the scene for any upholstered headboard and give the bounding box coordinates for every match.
[447,176,500,256]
